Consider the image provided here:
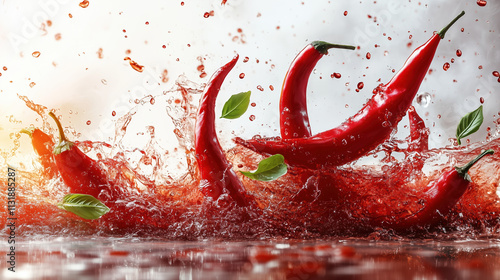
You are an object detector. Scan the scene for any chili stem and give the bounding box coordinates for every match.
[48,111,69,143]
[437,11,465,39]
[455,149,494,180]
[311,41,356,54]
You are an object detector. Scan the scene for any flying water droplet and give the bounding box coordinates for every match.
[416,92,431,108]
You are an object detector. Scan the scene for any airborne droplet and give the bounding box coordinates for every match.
[416,92,431,108]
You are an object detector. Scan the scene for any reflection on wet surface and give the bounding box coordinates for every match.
[2,237,500,279]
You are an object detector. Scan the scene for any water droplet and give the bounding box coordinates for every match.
[416,92,431,108]
[79,0,89,8]
[332,72,341,79]
[477,0,487,7]
[101,79,107,85]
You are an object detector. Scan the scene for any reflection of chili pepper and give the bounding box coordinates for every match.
[407,105,429,152]
[48,112,113,200]
[195,55,256,207]
[385,149,494,231]
[280,41,355,139]
[236,11,465,169]
[20,127,58,177]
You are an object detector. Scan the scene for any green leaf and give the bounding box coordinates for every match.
[58,194,110,220]
[220,91,251,119]
[456,105,484,145]
[240,154,288,181]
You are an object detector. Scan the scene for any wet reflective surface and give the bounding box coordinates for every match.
[2,237,500,279]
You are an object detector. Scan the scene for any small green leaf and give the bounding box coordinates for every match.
[456,105,483,145]
[58,194,110,220]
[221,91,251,119]
[240,154,287,181]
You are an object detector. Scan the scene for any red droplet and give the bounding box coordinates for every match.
[250,102,256,107]
[162,69,169,83]
[477,0,487,6]
[357,82,364,90]
[443,62,450,71]
[112,111,116,116]
[204,11,214,18]
[493,71,499,77]
[257,85,264,91]
[343,11,348,16]
[150,97,155,105]
[54,33,62,40]
[480,97,485,104]
[332,72,341,79]
[180,2,184,6]
[243,57,249,63]
[124,57,144,72]
[407,42,412,48]
[497,77,500,83]
[79,0,89,8]
[86,120,91,125]
[97,48,104,59]
[29,82,36,87]
[3,66,7,71]
[366,52,371,59]
[68,13,73,18]
[478,65,483,70]
[461,28,464,32]
[32,51,41,58]
[269,85,274,91]
[451,58,455,63]
[249,115,256,121]
[239,73,245,79]
[162,45,166,49]
[145,21,149,25]
[456,49,462,57]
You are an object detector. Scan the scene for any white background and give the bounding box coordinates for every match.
[0,0,499,169]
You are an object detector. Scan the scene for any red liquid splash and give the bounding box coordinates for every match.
[4,73,500,240]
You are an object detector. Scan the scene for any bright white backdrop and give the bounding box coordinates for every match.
[0,0,499,168]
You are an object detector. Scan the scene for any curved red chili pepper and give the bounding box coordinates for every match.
[407,105,429,152]
[383,149,494,231]
[236,11,465,169]
[20,127,58,177]
[195,55,256,208]
[280,41,355,139]
[48,112,114,200]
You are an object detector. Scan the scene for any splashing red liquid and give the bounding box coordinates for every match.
[3,74,500,240]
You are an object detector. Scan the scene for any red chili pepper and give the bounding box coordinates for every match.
[195,55,256,208]
[236,11,465,169]
[48,112,114,200]
[280,41,355,139]
[20,127,58,177]
[407,105,429,152]
[384,149,494,231]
